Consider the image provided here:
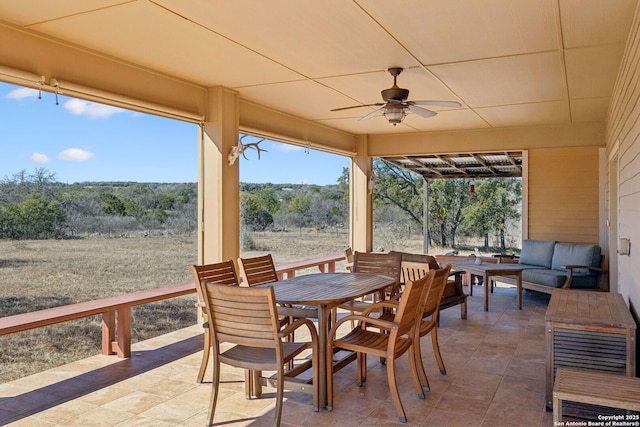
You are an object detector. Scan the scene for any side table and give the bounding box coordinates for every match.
[545,289,636,416]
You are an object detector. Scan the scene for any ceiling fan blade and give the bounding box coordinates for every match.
[330,103,384,112]
[411,100,462,108]
[359,108,384,121]
[408,105,437,118]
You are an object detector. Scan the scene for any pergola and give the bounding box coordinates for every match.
[0,1,639,301]
[381,152,523,180]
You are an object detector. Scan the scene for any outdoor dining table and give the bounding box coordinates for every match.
[259,272,396,409]
[446,260,525,311]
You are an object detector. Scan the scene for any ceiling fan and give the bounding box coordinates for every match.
[331,67,462,125]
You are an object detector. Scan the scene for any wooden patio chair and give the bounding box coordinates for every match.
[201,283,319,426]
[344,247,353,271]
[326,270,434,423]
[238,254,279,286]
[338,251,402,326]
[238,254,312,338]
[379,264,452,388]
[393,251,467,320]
[412,265,452,390]
[191,260,240,384]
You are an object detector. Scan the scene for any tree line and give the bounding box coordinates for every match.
[241,159,521,252]
[0,162,521,252]
[372,160,521,252]
[0,168,197,239]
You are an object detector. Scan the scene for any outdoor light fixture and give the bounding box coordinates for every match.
[383,105,406,125]
[49,78,62,105]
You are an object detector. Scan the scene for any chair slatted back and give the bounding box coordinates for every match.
[400,261,430,283]
[353,251,402,281]
[344,247,354,272]
[422,265,452,318]
[238,254,279,286]
[192,260,240,316]
[192,260,240,287]
[394,270,435,335]
[203,284,280,349]
[353,251,402,297]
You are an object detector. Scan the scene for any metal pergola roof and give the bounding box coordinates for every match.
[381,151,523,179]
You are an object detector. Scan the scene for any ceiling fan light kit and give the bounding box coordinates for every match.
[331,67,461,125]
[383,105,406,125]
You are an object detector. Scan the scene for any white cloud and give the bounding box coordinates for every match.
[30,152,51,163]
[272,142,304,152]
[58,148,95,162]
[63,99,124,119]
[6,87,39,100]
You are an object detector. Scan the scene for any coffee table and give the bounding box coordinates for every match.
[446,260,524,311]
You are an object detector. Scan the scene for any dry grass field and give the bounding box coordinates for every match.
[0,235,199,383]
[0,228,436,383]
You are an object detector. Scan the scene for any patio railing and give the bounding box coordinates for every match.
[0,252,346,358]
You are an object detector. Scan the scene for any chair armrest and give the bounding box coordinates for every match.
[562,264,605,273]
[329,312,396,337]
[279,317,318,342]
[361,300,399,317]
[561,265,607,289]
[348,315,397,331]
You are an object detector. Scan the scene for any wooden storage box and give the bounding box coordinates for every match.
[545,289,636,416]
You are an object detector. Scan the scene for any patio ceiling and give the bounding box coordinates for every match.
[0,0,636,137]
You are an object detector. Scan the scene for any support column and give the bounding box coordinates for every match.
[423,178,429,254]
[349,135,373,253]
[198,86,240,264]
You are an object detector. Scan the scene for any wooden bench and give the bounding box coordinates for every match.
[553,368,640,423]
[0,282,196,358]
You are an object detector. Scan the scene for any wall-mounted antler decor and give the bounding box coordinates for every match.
[228,136,267,165]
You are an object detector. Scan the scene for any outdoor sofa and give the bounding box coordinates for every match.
[495,239,607,294]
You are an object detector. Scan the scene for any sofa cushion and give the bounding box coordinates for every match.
[519,239,556,268]
[551,243,600,273]
[522,269,568,289]
[520,269,599,289]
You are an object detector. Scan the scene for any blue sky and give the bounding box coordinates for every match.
[0,82,347,185]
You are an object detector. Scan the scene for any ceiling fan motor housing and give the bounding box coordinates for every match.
[381,87,409,102]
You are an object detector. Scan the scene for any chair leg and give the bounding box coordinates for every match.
[244,369,253,399]
[413,332,430,392]
[407,342,425,399]
[461,299,467,320]
[431,326,446,375]
[274,367,285,427]
[197,329,211,383]
[386,357,408,423]
[253,370,262,398]
[357,352,367,386]
[206,360,221,426]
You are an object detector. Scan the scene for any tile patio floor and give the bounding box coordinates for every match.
[0,283,559,426]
